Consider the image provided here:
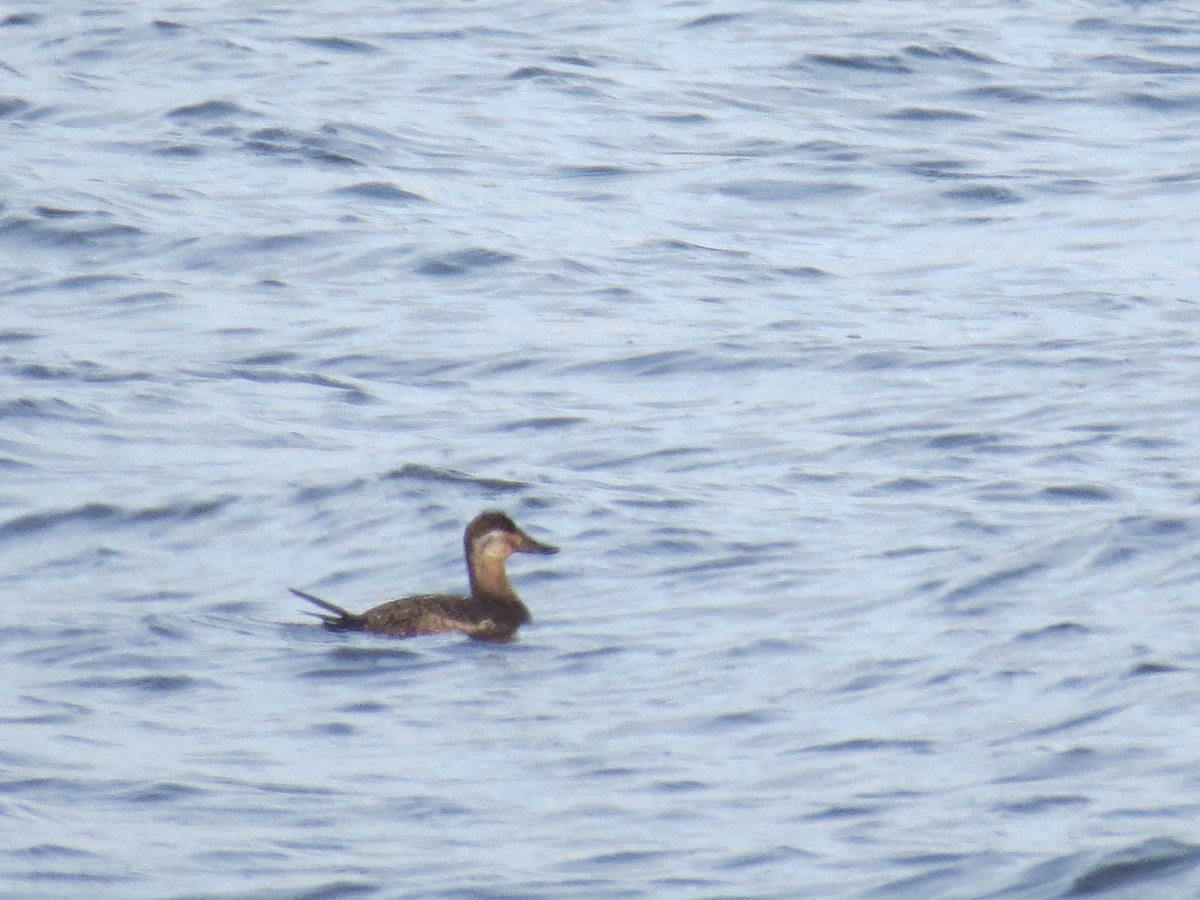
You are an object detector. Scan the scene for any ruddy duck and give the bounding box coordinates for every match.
[290,510,558,642]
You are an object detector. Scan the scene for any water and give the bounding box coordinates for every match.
[4,1,1200,897]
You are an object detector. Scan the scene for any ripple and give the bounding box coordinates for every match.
[299,644,436,680]
[223,365,376,404]
[557,164,637,179]
[503,64,604,86]
[941,184,1023,204]
[381,463,529,492]
[0,502,120,539]
[939,562,1048,606]
[904,44,997,65]
[563,848,674,869]
[683,12,744,28]
[1066,839,1200,897]
[294,36,380,54]
[414,248,516,276]
[901,158,971,180]
[773,264,831,279]
[875,476,936,493]
[8,844,98,861]
[120,781,207,804]
[713,179,866,202]
[963,84,1045,103]
[241,125,370,166]
[699,709,774,732]
[63,674,208,694]
[559,348,748,377]
[0,95,34,118]
[805,53,913,74]
[804,738,935,755]
[995,794,1088,814]
[889,106,979,121]
[491,415,586,433]
[0,213,145,247]
[717,845,815,870]
[1014,622,1091,641]
[927,431,1008,451]
[15,360,150,383]
[0,397,93,421]
[1124,91,1200,112]
[166,99,255,121]
[0,497,236,542]
[331,181,425,203]
[1092,53,1200,75]
[290,477,372,505]
[1039,483,1115,502]
[1,12,41,26]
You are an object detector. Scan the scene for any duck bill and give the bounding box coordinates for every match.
[515,531,559,555]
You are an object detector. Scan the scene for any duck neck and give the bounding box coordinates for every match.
[468,558,517,601]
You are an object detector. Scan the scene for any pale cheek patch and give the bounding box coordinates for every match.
[473,531,513,561]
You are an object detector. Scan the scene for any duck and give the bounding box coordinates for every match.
[290,510,558,642]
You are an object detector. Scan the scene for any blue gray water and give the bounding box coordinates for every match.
[4,1,1200,897]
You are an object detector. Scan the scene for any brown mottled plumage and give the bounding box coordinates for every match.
[291,511,558,642]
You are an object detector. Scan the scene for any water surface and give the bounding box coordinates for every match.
[4,1,1200,897]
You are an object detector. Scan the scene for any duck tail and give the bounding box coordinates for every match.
[290,587,363,631]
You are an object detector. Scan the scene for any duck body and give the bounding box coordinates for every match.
[290,587,530,642]
[291,511,557,643]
